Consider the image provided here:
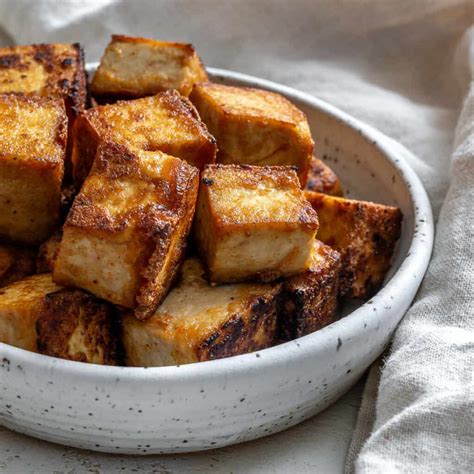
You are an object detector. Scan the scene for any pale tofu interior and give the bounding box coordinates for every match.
[95,41,189,92]
[213,228,314,281]
[123,258,272,366]
[0,274,61,351]
[54,229,145,308]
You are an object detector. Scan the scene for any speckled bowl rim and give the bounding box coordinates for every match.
[1,67,434,383]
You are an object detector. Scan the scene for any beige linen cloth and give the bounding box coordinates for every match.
[0,1,472,472]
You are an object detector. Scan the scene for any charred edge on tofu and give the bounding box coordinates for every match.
[305,157,343,196]
[0,246,37,287]
[68,43,88,115]
[278,266,341,341]
[35,289,123,365]
[197,292,279,361]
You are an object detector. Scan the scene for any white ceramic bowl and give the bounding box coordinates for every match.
[0,67,433,454]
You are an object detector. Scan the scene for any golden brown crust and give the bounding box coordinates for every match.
[71,91,216,186]
[305,191,402,298]
[0,244,36,287]
[0,93,67,166]
[111,34,196,51]
[36,231,62,273]
[36,289,122,365]
[279,240,341,341]
[54,141,199,319]
[92,35,208,99]
[0,274,62,352]
[305,156,343,196]
[122,258,280,366]
[196,289,279,361]
[189,82,313,186]
[70,112,101,187]
[194,164,318,283]
[0,42,87,117]
[0,93,67,244]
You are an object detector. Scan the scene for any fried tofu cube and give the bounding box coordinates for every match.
[0,244,36,287]
[54,142,199,320]
[36,231,62,273]
[36,289,121,365]
[0,274,120,364]
[0,42,87,120]
[0,274,61,352]
[91,35,208,100]
[71,90,216,185]
[122,258,280,367]
[0,94,67,244]
[194,164,319,283]
[279,240,341,341]
[305,191,402,298]
[305,156,343,196]
[189,83,314,185]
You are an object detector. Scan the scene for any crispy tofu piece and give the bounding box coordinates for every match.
[305,156,343,196]
[0,42,87,120]
[0,274,120,364]
[36,289,121,365]
[54,142,199,320]
[194,164,319,283]
[122,258,280,366]
[0,274,61,352]
[91,35,208,100]
[71,90,216,185]
[305,191,402,298]
[0,94,67,244]
[36,231,62,273]
[279,240,341,341]
[0,244,36,287]
[190,83,314,185]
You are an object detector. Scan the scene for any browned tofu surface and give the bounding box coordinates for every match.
[0,94,67,244]
[54,142,199,320]
[305,191,402,298]
[71,90,216,185]
[0,274,61,352]
[0,244,36,287]
[36,289,121,365]
[305,156,343,196]
[36,231,62,273]
[279,240,341,341]
[122,258,280,367]
[190,83,313,185]
[91,35,208,99]
[0,42,87,119]
[194,164,318,283]
[0,274,120,364]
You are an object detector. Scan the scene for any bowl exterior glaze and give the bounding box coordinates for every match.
[0,67,433,454]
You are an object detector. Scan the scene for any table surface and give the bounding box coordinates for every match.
[0,380,363,473]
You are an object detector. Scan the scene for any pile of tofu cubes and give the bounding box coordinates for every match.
[0,36,402,367]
